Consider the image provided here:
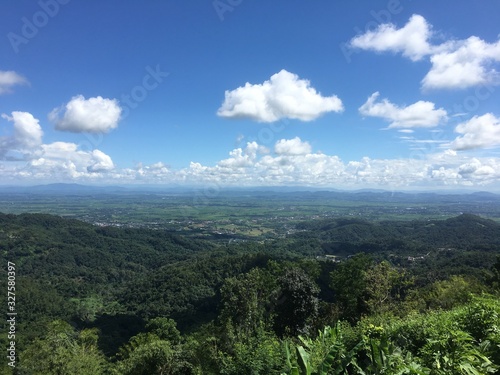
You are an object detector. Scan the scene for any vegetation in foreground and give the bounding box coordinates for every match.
[0,212,499,374]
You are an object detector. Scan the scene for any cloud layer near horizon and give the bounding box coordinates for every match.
[217,70,344,122]
[1,111,499,189]
[1,111,115,180]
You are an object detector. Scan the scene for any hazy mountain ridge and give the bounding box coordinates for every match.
[1,183,499,202]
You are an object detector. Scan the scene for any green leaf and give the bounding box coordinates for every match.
[297,346,312,375]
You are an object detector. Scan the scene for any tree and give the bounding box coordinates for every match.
[219,267,276,342]
[274,268,320,337]
[114,338,181,375]
[329,253,372,321]
[486,255,500,290]
[114,318,190,375]
[18,320,107,375]
[364,261,412,315]
[71,295,105,323]
[422,275,482,310]
[146,317,181,343]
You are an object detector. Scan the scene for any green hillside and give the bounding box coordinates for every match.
[1,213,499,374]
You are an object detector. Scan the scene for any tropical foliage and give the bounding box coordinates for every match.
[1,213,499,374]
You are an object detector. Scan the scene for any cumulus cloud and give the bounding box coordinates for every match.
[23,142,116,180]
[217,70,343,122]
[2,135,500,188]
[171,139,498,188]
[350,14,435,61]
[274,137,312,155]
[46,142,114,171]
[218,141,269,169]
[49,95,122,133]
[0,112,497,188]
[180,139,499,188]
[0,71,28,94]
[87,150,115,172]
[1,112,43,160]
[359,92,447,128]
[129,162,171,182]
[350,14,500,90]
[429,156,500,185]
[0,110,117,182]
[422,37,500,90]
[451,113,500,150]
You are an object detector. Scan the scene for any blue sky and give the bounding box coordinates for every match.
[1,0,500,190]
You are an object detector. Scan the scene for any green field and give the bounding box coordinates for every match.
[1,188,499,241]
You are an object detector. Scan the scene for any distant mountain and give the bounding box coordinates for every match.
[0,183,128,195]
[31,183,102,192]
[469,191,500,200]
[0,184,499,202]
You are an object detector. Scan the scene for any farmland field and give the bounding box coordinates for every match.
[2,185,499,241]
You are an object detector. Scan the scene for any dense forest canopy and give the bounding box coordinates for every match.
[1,212,500,374]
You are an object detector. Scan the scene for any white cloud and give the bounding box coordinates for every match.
[422,37,500,90]
[0,110,117,181]
[200,141,499,188]
[217,69,343,122]
[49,95,122,133]
[274,137,312,155]
[2,131,500,189]
[24,142,116,179]
[350,14,434,61]
[218,148,254,169]
[1,112,43,160]
[218,141,268,168]
[359,92,447,128]
[432,157,499,183]
[451,113,500,150]
[169,139,500,189]
[87,150,115,172]
[350,14,500,90]
[2,112,43,149]
[0,71,28,94]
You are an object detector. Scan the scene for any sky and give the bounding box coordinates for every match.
[1,0,500,191]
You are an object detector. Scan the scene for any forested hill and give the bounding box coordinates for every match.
[294,213,500,251]
[0,212,220,308]
[1,212,500,373]
[0,212,215,272]
[0,212,271,354]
